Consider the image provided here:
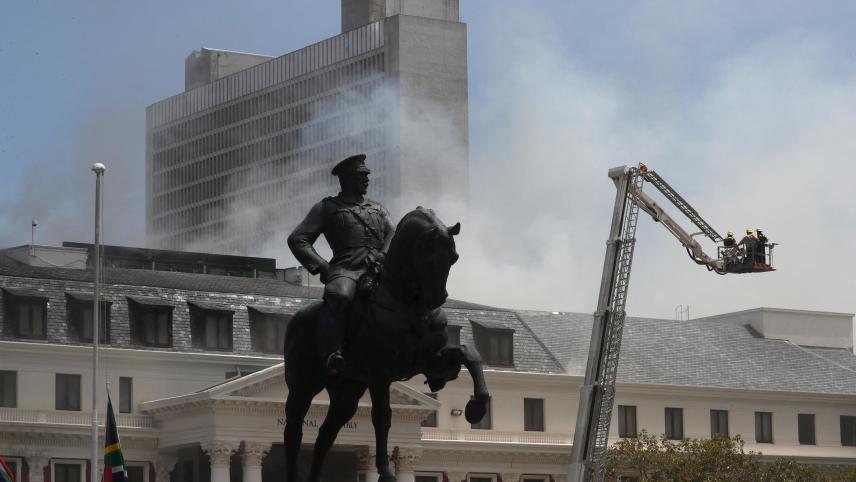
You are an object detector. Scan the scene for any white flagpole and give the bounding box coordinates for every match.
[91,163,106,482]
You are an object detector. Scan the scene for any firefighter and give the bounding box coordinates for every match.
[756,228,768,264]
[723,230,736,247]
[738,228,758,265]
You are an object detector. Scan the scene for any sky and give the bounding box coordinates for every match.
[1,1,855,320]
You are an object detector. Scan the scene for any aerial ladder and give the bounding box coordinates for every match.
[568,164,776,482]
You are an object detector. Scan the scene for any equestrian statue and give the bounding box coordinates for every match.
[284,154,490,482]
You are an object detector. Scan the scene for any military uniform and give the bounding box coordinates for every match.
[287,154,395,370]
[289,194,395,290]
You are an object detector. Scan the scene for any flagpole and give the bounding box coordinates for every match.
[91,163,106,482]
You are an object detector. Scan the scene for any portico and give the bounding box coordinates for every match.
[139,364,438,482]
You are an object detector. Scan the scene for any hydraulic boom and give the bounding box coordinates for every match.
[568,164,775,482]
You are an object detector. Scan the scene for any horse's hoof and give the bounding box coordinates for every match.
[465,398,487,423]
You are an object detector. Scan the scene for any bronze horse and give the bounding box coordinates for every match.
[283,207,489,482]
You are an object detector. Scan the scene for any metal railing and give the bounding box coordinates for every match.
[422,427,571,445]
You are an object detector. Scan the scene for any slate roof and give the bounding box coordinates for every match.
[805,347,856,373]
[0,250,557,371]
[0,251,489,310]
[445,309,564,374]
[519,311,856,395]
[5,249,855,391]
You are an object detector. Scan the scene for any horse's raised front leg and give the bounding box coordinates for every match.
[369,381,396,482]
[284,388,314,482]
[307,379,367,482]
[428,345,490,423]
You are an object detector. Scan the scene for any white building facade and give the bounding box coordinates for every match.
[2,245,856,482]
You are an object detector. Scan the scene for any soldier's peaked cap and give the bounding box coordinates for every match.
[331,154,370,176]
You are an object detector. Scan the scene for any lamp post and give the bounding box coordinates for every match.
[91,162,106,482]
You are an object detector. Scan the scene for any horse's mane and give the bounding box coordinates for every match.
[383,207,445,287]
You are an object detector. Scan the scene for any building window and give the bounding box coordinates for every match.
[3,289,48,339]
[446,324,461,346]
[54,463,82,482]
[618,405,637,438]
[120,377,133,414]
[798,414,815,445]
[127,465,145,482]
[0,370,16,407]
[711,409,729,438]
[194,312,232,350]
[415,475,440,482]
[471,396,492,430]
[469,477,495,482]
[66,294,110,343]
[421,393,438,428]
[755,412,773,443]
[665,407,684,440]
[524,398,545,432]
[841,416,856,446]
[249,308,290,354]
[56,374,81,411]
[470,320,514,367]
[129,297,173,347]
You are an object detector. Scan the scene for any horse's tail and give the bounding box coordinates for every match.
[283,301,325,387]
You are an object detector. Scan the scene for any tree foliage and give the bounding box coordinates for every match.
[603,430,855,482]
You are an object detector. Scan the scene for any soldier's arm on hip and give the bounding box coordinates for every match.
[287,199,329,274]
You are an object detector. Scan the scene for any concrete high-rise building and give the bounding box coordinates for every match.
[146,0,469,256]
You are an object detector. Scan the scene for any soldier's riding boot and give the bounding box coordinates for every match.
[323,294,350,375]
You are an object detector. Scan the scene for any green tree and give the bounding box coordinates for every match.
[601,430,853,482]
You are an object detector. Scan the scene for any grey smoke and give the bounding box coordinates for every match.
[4,3,855,323]
[446,12,856,320]
[0,103,146,250]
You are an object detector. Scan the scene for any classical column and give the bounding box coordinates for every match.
[202,440,239,482]
[357,446,380,482]
[500,473,521,482]
[393,447,422,482]
[153,455,178,482]
[24,454,49,482]
[445,471,468,482]
[241,442,270,482]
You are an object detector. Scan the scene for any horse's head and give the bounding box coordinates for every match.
[384,207,460,313]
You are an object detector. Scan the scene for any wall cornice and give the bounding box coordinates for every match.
[616,382,856,403]
[0,340,280,366]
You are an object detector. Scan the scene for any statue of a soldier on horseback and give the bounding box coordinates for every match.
[283,154,490,482]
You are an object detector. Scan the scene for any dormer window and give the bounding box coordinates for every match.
[470,319,514,367]
[248,305,290,354]
[3,288,48,340]
[446,324,461,346]
[66,292,110,343]
[189,301,233,351]
[128,296,174,347]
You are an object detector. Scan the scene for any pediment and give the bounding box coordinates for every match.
[141,363,440,411]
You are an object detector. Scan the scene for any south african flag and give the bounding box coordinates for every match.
[0,455,14,482]
[103,394,129,482]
